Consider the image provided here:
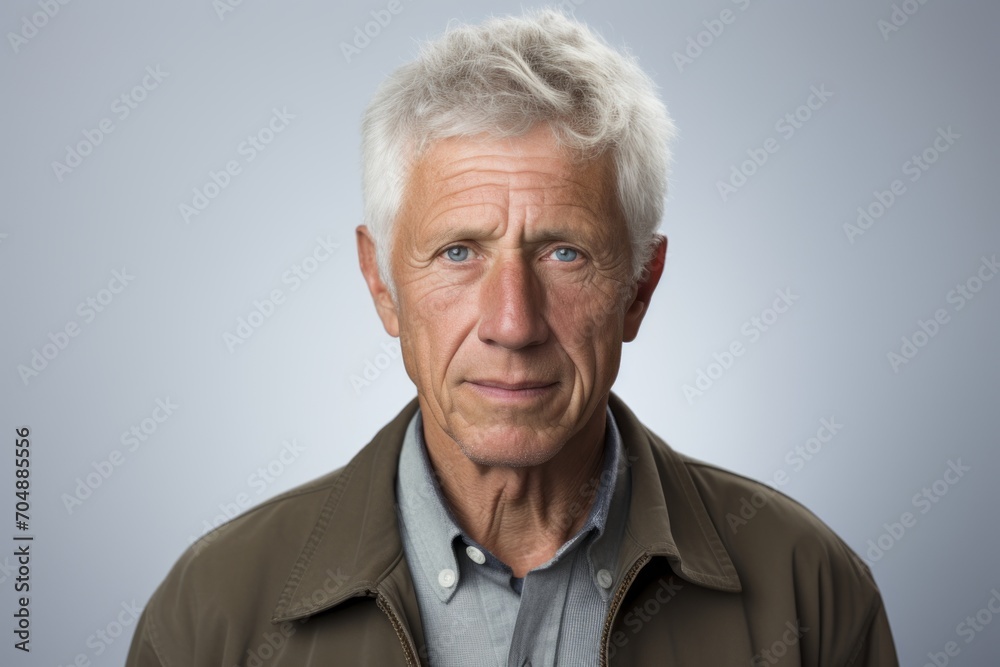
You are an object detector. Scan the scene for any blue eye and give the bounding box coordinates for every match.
[444,246,470,262]
[552,247,578,262]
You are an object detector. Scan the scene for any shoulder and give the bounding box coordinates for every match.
[612,394,874,586]
[640,442,896,664]
[610,395,895,661]
[188,459,353,561]
[132,398,422,665]
[674,452,886,644]
[137,461,357,658]
[141,398,419,634]
[165,457,355,585]
[679,454,868,572]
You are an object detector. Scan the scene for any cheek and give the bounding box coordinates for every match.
[399,285,477,377]
[545,280,626,373]
[547,279,626,345]
[399,264,471,314]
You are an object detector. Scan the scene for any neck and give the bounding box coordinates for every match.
[421,399,609,578]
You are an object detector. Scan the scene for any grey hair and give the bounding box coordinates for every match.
[360,8,676,294]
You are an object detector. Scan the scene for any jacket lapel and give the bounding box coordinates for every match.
[608,393,742,592]
[606,394,755,663]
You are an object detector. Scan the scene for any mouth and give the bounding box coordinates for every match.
[466,379,558,400]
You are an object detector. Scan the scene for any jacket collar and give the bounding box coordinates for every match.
[607,392,741,592]
[271,392,740,623]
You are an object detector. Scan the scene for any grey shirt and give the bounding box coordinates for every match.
[395,406,631,667]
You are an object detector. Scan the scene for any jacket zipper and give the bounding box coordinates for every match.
[599,553,651,667]
[376,591,419,666]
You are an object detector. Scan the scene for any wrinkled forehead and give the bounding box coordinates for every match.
[401,129,622,228]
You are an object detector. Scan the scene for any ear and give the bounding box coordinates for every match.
[356,225,400,337]
[623,234,667,343]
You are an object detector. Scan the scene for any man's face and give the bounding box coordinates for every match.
[358,123,661,468]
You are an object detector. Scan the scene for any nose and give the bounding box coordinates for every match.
[477,255,549,350]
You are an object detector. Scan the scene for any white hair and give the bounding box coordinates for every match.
[360,8,676,294]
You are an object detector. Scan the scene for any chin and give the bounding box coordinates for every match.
[453,427,564,468]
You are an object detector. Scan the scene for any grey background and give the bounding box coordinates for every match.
[1,0,998,664]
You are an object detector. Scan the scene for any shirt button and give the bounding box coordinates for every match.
[465,545,486,564]
[596,568,614,589]
[438,568,456,588]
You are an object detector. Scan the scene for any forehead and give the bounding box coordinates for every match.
[402,126,619,224]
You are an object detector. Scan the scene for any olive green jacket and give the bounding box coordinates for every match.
[125,394,898,666]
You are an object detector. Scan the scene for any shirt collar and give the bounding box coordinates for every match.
[395,405,628,603]
[395,411,463,602]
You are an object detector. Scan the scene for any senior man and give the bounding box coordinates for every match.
[127,9,898,666]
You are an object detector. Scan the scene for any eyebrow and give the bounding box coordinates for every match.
[419,208,605,251]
